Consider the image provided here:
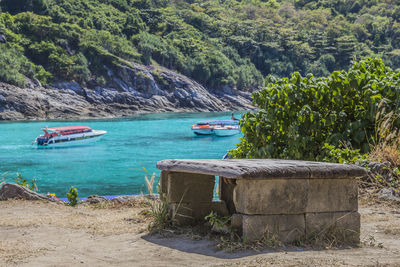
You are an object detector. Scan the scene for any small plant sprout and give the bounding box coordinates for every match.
[13,173,38,191]
[67,186,79,206]
[138,164,156,195]
[148,199,170,231]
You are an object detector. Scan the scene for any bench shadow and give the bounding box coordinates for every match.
[141,234,308,259]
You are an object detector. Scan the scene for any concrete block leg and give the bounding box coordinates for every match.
[167,171,215,203]
[305,211,360,245]
[237,214,305,243]
[160,171,168,201]
[233,179,308,215]
[219,176,237,214]
[307,178,358,213]
[170,201,229,225]
[164,171,216,225]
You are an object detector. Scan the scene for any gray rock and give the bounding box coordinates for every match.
[0,183,51,201]
[32,78,42,88]
[0,95,6,104]
[0,34,6,43]
[83,195,109,204]
[378,188,400,201]
[112,195,139,203]
[53,81,85,95]
[156,159,367,179]
[0,60,255,121]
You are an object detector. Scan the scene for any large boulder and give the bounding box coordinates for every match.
[0,183,52,201]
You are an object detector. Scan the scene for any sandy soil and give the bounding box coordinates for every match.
[1,199,400,267]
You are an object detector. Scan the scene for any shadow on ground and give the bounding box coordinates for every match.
[141,234,310,259]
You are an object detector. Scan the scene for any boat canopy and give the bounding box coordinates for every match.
[42,126,92,136]
[196,120,217,125]
[196,120,238,125]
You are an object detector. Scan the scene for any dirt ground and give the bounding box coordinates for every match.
[1,198,400,267]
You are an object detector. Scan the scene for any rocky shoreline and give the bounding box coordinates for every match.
[0,62,255,121]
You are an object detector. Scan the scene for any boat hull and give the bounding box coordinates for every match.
[214,128,240,137]
[37,130,106,147]
[192,128,214,135]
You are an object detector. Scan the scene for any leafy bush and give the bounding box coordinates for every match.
[67,186,79,206]
[230,58,400,160]
[322,144,368,165]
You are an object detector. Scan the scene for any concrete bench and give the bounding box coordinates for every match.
[156,159,367,244]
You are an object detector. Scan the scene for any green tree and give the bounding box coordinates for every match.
[230,58,400,160]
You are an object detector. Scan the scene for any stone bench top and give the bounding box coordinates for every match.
[156,159,367,179]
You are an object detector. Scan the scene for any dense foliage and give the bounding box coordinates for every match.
[1,0,400,90]
[230,58,400,160]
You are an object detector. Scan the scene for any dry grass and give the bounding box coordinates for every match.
[138,164,156,195]
[0,199,153,236]
[369,103,400,166]
[360,102,400,192]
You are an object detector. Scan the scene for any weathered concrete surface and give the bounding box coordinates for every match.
[219,177,237,214]
[170,201,229,225]
[166,172,214,203]
[240,214,305,243]
[233,179,308,215]
[0,183,53,201]
[157,159,367,179]
[305,211,360,244]
[307,179,358,213]
[230,213,243,230]
[159,171,168,201]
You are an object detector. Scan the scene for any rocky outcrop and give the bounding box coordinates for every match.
[0,62,255,120]
[0,183,56,201]
[82,195,109,204]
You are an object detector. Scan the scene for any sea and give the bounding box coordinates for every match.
[0,111,244,198]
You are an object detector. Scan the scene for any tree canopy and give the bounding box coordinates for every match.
[1,0,400,89]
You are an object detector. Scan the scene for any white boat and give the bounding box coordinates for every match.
[34,126,106,147]
[214,125,241,136]
[191,120,218,135]
[191,120,240,136]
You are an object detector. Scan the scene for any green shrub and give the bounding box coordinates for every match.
[230,58,400,160]
[322,144,368,165]
[67,186,79,206]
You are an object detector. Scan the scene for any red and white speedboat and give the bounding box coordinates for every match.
[34,126,106,147]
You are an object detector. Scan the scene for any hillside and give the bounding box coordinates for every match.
[1,0,400,92]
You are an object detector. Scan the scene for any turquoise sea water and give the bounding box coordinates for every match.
[0,112,243,197]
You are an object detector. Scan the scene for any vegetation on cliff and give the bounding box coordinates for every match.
[1,0,400,91]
